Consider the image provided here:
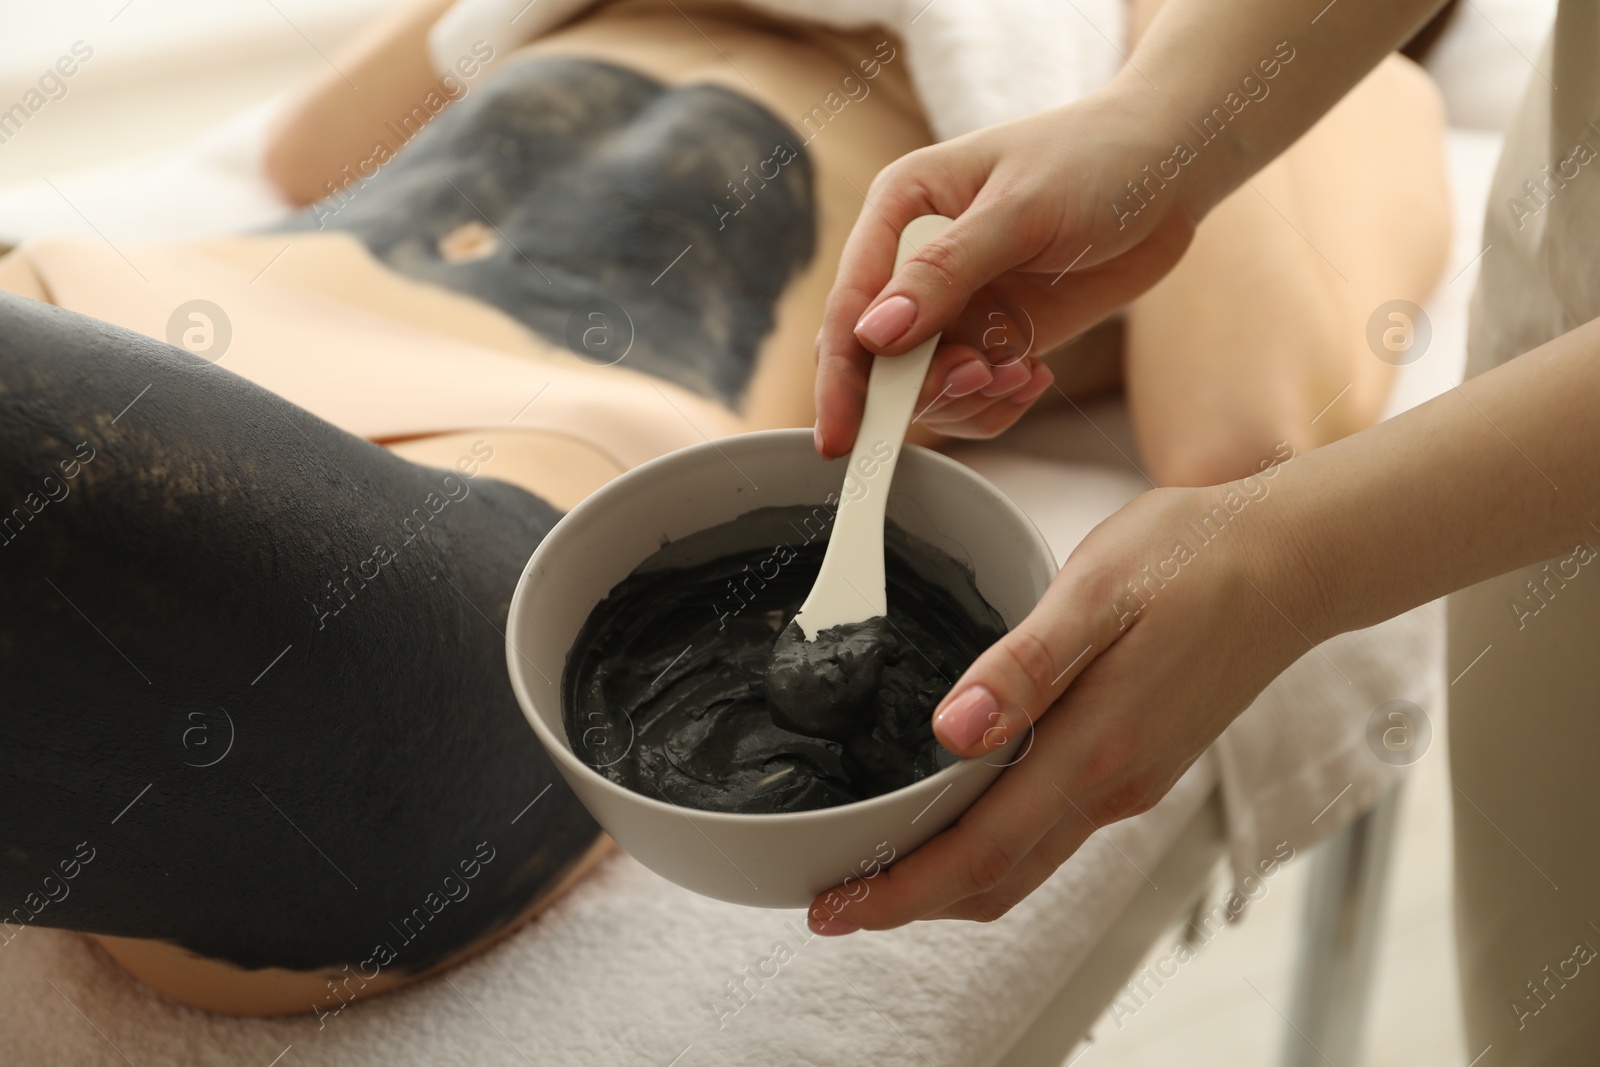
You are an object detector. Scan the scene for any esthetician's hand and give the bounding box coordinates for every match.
[806,478,1316,932]
[808,306,1600,931]
[813,83,1200,457]
[814,0,1454,457]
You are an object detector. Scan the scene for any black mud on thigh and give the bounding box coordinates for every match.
[280,56,817,407]
[0,293,598,975]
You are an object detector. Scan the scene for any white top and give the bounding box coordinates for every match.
[1468,0,1600,376]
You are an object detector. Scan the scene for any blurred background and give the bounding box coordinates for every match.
[3,0,392,184]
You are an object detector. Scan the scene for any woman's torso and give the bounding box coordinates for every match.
[8,1,934,511]
[231,0,930,439]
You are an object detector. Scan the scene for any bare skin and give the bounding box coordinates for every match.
[1015,54,1450,485]
[1119,56,1449,485]
[1115,0,1449,485]
[815,2,1451,469]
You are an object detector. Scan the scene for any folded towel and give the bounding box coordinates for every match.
[428,0,1128,143]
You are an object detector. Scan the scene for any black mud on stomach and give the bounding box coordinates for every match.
[277,56,816,408]
[562,508,1007,814]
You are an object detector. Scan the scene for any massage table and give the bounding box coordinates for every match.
[0,0,1545,1057]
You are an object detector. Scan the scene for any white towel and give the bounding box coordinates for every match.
[0,742,1219,1067]
[427,0,1128,143]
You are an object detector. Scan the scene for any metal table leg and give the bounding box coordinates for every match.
[1280,784,1405,1067]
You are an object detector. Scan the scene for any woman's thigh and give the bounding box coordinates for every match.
[1120,0,1451,485]
[0,292,601,1014]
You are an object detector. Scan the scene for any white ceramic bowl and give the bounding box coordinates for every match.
[505,428,1055,908]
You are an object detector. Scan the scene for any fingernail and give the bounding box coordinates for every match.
[979,360,1033,397]
[946,360,993,397]
[810,917,859,936]
[855,295,917,349]
[1009,365,1055,405]
[934,685,1000,752]
[813,422,824,454]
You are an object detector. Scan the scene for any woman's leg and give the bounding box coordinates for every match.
[0,292,602,1014]
[1120,0,1451,485]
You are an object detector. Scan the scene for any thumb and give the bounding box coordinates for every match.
[931,571,1123,758]
[853,193,1037,356]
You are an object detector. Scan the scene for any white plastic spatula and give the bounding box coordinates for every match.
[790,213,953,639]
[762,215,953,741]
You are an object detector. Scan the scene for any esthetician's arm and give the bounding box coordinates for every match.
[807,312,1600,933]
[813,0,1451,454]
